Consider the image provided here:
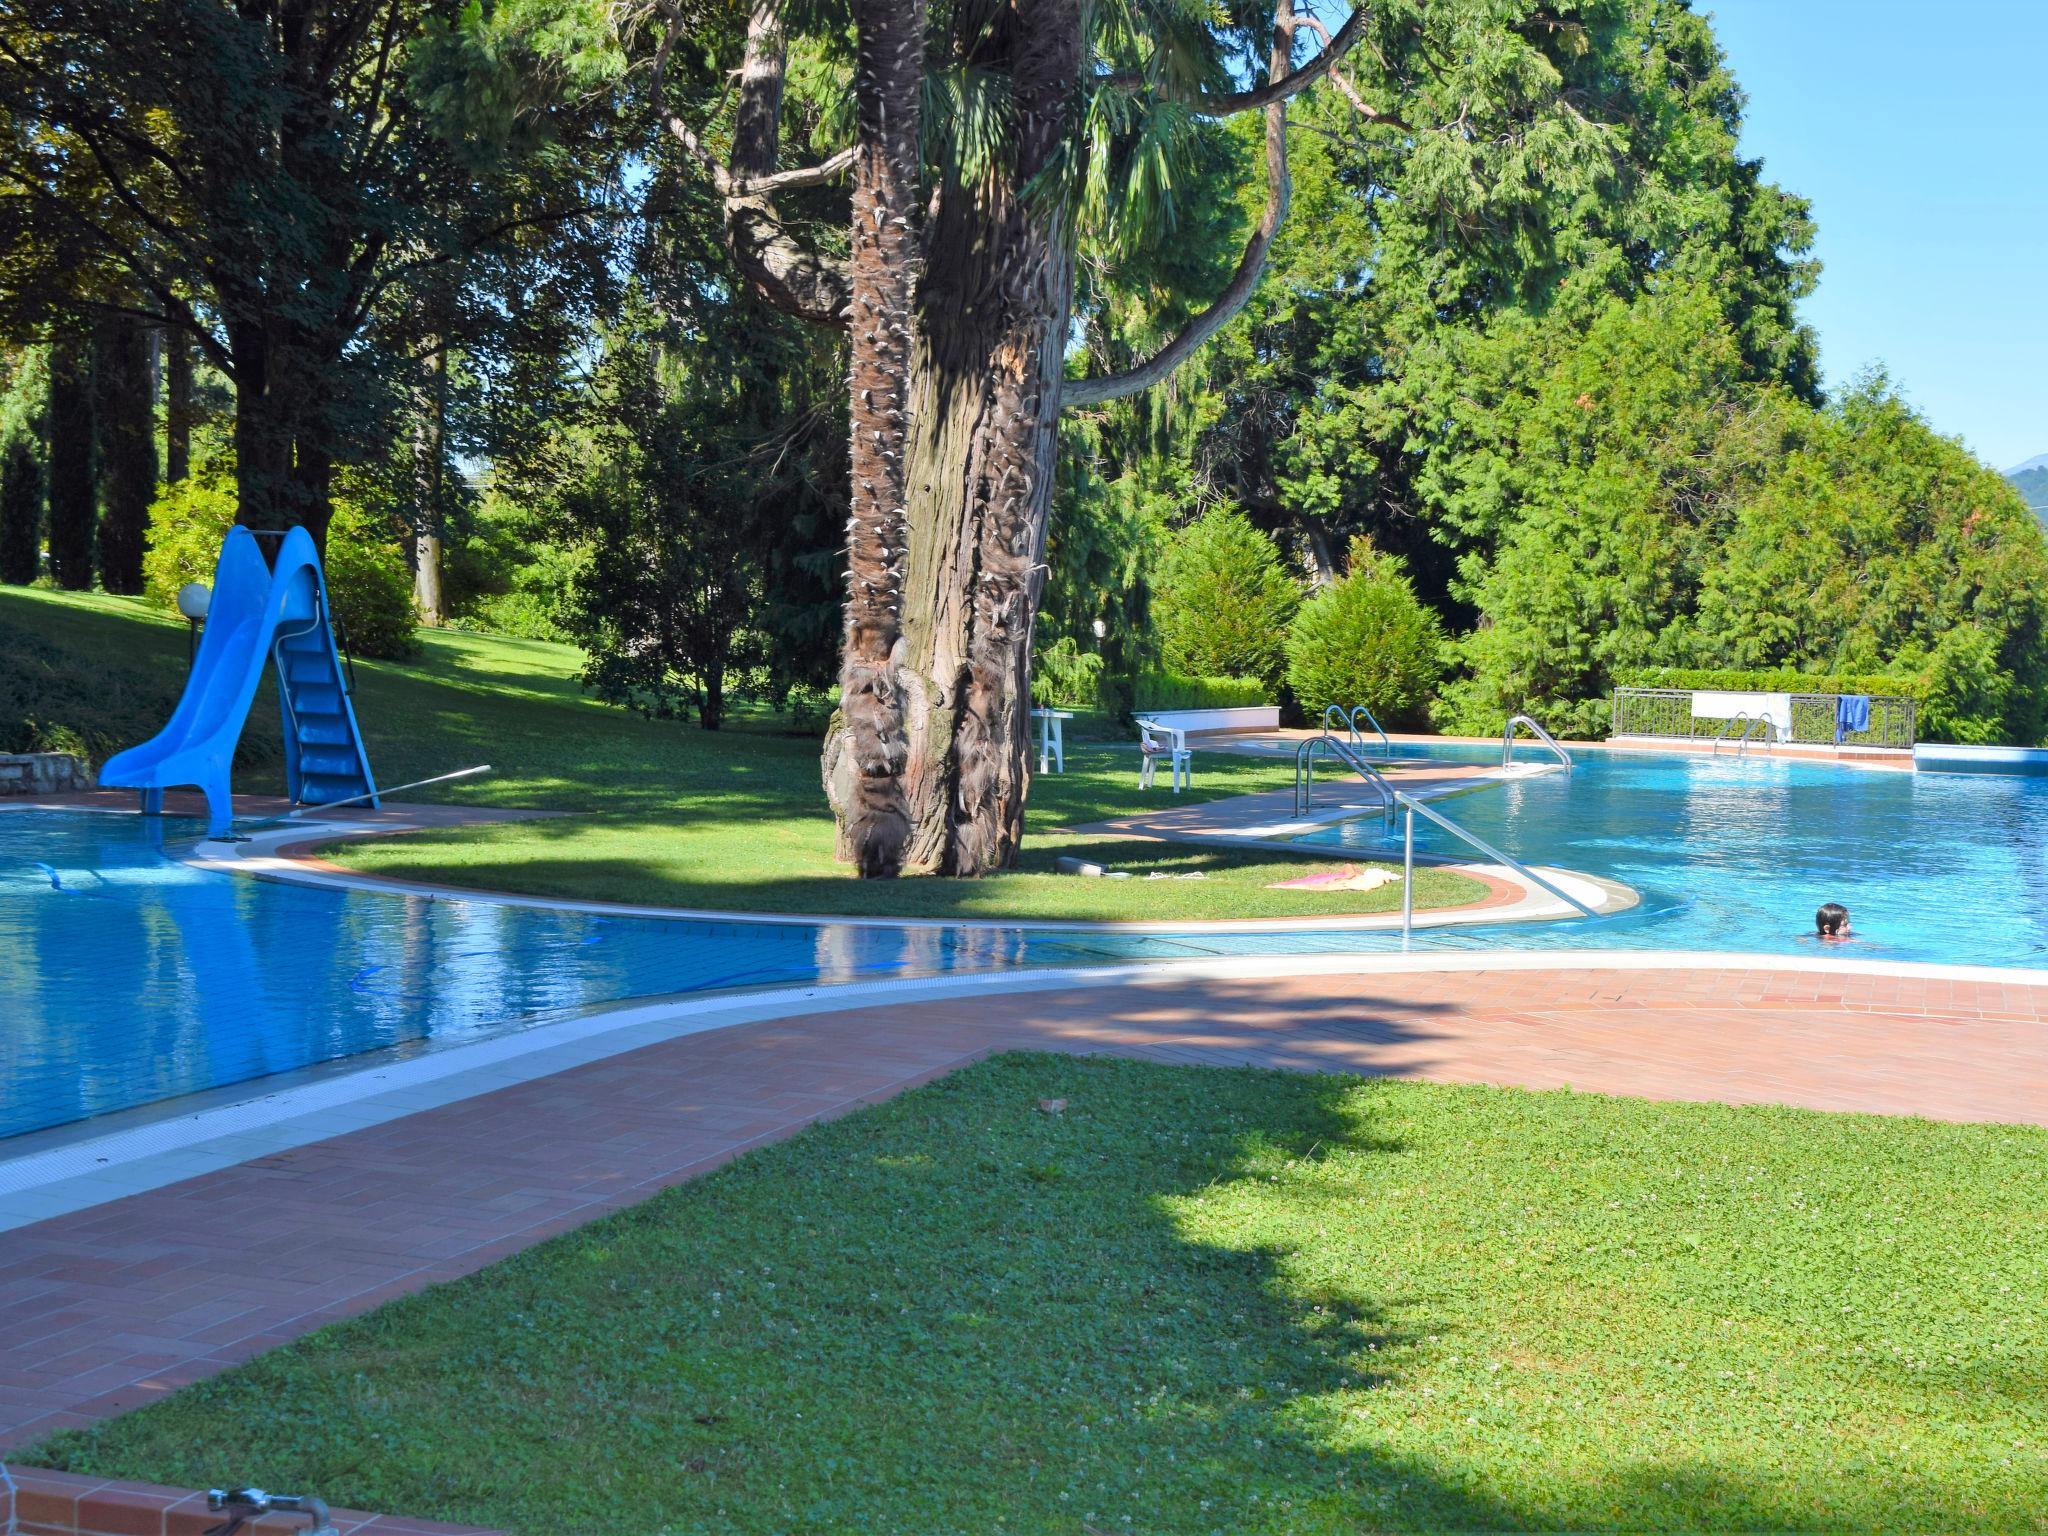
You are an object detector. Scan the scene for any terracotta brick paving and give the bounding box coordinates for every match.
[3,963,2045,1461]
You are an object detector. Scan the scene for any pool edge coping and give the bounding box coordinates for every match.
[7,945,2047,1234]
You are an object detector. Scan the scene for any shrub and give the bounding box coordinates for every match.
[143,475,417,659]
[1153,506,1299,692]
[1129,671,1267,711]
[1031,635,1108,711]
[1905,628,2013,746]
[1286,541,1446,727]
[321,520,418,660]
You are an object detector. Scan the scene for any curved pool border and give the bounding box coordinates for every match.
[8,942,2048,1236]
[5,795,1633,932]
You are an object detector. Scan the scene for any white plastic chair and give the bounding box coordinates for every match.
[1137,718,1191,792]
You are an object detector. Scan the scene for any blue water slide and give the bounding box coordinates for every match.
[101,526,379,838]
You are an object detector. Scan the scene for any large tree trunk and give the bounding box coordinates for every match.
[44,335,95,590]
[94,311,155,594]
[412,340,448,624]
[164,329,194,485]
[827,0,926,875]
[890,0,1079,875]
[228,319,331,552]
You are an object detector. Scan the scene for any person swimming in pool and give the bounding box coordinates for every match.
[1814,902,1853,942]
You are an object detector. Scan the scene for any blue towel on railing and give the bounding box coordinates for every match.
[1835,694,1871,742]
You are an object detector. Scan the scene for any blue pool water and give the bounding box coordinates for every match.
[6,752,2048,1140]
[0,810,1334,1140]
[1297,747,2048,966]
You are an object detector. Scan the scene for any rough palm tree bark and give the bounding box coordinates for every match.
[831,0,926,874]
[688,0,1356,874]
[892,0,1080,874]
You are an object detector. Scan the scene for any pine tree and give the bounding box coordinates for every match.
[44,336,95,591]
[0,433,41,584]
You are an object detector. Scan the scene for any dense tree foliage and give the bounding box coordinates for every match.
[42,335,93,589]
[1153,506,1298,692]
[0,0,621,547]
[91,312,152,593]
[549,292,845,731]
[0,345,43,583]
[5,0,2046,864]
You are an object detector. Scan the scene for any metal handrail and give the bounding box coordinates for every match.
[1503,713,1572,770]
[1349,704,1393,756]
[1321,704,1357,749]
[1397,790,1598,938]
[1295,733,1395,820]
[1738,715,1775,756]
[1710,712,1750,755]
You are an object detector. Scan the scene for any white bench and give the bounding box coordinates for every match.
[1137,718,1191,792]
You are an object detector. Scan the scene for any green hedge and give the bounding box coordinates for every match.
[1130,671,1268,712]
[1611,667,1928,701]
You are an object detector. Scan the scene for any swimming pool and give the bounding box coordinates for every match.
[8,749,2047,1141]
[1296,745,2048,966]
[4,809,1337,1140]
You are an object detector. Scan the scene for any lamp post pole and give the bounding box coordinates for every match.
[176,582,211,666]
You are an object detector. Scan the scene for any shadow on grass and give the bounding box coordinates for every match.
[17,1057,1496,1533]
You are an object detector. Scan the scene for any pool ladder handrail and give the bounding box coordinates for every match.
[1397,790,1599,939]
[1710,713,1775,756]
[1503,713,1573,770]
[1296,732,1396,821]
[1350,703,1393,755]
[1320,703,1394,757]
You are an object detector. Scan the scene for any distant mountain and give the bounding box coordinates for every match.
[2010,462,2048,523]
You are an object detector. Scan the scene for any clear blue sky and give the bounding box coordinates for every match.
[1706,0,2047,471]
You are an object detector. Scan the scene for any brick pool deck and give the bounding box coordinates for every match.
[3,959,2045,1463]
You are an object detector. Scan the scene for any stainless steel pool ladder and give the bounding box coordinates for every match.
[1710,713,1775,756]
[1296,732,1397,820]
[1323,702,1393,756]
[1503,714,1573,769]
[1397,791,1599,939]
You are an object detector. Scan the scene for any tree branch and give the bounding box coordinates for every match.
[1064,1,1299,407]
[1103,7,1384,120]
[652,0,851,325]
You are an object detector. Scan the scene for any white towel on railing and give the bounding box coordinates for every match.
[1691,691,1792,739]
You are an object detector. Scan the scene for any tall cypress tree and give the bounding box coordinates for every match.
[0,433,40,584]
[94,312,154,593]
[44,335,95,590]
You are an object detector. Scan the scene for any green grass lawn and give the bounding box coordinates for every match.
[0,588,1483,921]
[29,1054,2046,1533]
